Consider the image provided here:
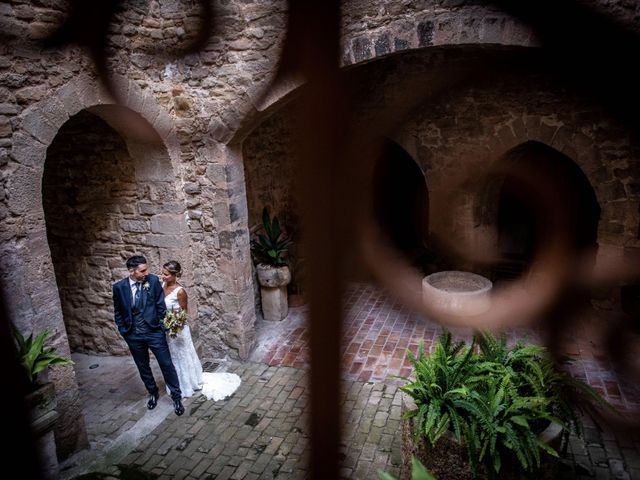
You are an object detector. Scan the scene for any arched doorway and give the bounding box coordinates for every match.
[491,141,601,280]
[372,140,429,268]
[42,108,188,356]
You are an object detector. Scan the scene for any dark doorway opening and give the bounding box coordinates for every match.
[493,141,600,280]
[372,140,429,268]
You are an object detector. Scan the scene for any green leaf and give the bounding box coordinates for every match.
[272,216,281,241]
[537,438,559,458]
[377,470,398,480]
[252,208,292,266]
[13,328,27,352]
[13,328,73,387]
[510,415,529,428]
[261,207,271,236]
[411,456,437,480]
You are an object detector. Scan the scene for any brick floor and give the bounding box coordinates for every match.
[257,283,640,411]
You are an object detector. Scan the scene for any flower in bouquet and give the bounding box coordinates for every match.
[163,308,187,338]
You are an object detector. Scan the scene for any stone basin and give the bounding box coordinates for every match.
[422,271,492,316]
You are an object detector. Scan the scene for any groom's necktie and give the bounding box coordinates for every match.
[134,282,142,309]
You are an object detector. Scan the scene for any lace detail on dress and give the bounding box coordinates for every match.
[164,286,203,398]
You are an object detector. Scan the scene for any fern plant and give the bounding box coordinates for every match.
[475,331,611,438]
[400,331,480,447]
[399,329,612,479]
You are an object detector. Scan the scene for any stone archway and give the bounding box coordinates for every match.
[482,141,601,280]
[4,74,187,460]
[42,107,189,356]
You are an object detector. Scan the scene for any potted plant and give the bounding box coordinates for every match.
[250,207,293,321]
[14,328,74,392]
[13,328,74,479]
[398,329,612,480]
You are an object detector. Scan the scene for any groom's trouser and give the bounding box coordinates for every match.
[124,329,182,401]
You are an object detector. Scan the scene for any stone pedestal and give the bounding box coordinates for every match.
[26,382,60,480]
[256,264,291,321]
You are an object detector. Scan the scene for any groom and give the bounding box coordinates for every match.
[112,255,184,416]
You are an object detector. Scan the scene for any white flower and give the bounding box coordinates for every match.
[143,281,150,291]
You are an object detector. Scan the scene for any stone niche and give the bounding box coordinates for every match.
[43,109,185,355]
[243,105,305,305]
[43,110,134,355]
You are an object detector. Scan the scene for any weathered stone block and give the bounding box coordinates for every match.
[21,109,58,145]
[0,115,11,137]
[393,37,409,51]
[374,35,391,56]
[352,37,373,63]
[184,182,201,194]
[187,209,203,219]
[151,214,186,234]
[40,97,69,128]
[118,219,149,233]
[417,20,434,47]
[6,164,42,215]
[145,233,186,248]
[206,163,226,183]
[0,100,19,115]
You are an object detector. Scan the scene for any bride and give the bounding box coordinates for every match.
[161,260,240,400]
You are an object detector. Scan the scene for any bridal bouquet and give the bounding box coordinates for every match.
[163,309,187,338]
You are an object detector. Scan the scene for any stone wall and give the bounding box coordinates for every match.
[0,0,290,356]
[1,0,288,459]
[340,0,537,65]
[240,47,640,286]
[243,105,299,234]
[43,111,133,355]
[401,72,640,253]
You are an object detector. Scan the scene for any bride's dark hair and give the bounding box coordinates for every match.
[163,260,182,277]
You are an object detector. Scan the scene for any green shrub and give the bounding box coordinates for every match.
[399,329,612,479]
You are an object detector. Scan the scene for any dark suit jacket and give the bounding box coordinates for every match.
[112,274,167,336]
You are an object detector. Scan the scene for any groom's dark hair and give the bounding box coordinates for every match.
[126,255,147,269]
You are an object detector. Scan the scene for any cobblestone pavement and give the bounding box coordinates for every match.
[61,357,404,480]
[60,283,640,479]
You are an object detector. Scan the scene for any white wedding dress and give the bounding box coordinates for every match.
[164,286,241,401]
[165,286,203,398]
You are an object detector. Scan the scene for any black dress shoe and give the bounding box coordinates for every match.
[147,393,159,410]
[173,398,185,416]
